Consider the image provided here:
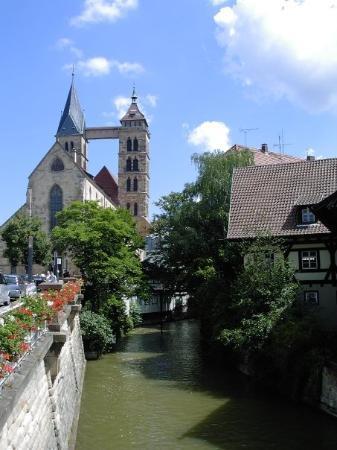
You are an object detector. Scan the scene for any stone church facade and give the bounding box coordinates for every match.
[0,80,150,274]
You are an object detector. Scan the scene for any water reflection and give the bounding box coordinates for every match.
[76,320,337,450]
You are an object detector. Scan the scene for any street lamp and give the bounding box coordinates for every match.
[27,188,33,282]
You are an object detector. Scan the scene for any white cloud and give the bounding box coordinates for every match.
[188,121,231,152]
[77,57,111,76]
[114,96,131,118]
[145,94,157,107]
[55,38,83,58]
[64,57,144,77]
[111,60,144,75]
[210,0,228,6]
[214,0,337,112]
[71,0,138,26]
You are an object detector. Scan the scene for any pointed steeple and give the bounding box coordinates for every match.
[120,87,148,127]
[56,78,85,136]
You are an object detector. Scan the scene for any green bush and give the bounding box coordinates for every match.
[80,310,114,356]
[101,295,132,341]
[130,302,143,327]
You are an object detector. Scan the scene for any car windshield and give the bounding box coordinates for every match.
[4,275,17,284]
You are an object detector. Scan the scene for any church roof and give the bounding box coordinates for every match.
[56,79,85,136]
[94,166,119,206]
[120,88,148,125]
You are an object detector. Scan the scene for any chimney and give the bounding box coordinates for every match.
[261,143,268,153]
[307,155,315,161]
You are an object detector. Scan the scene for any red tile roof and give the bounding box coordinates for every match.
[227,158,337,239]
[94,166,119,206]
[227,144,303,166]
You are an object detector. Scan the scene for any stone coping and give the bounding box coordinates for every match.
[0,332,53,430]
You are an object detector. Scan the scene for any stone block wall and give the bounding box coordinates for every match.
[0,303,86,450]
[321,363,337,418]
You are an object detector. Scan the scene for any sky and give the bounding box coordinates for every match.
[2,0,337,224]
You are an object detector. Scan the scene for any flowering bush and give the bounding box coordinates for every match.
[0,280,82,380]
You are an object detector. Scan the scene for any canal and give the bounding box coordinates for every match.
[76,320,337,449]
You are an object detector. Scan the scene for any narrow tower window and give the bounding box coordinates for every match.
[127,178,131,192]
[50,185,63,230]
[126,203,130,211]
[65,142,69,152]
[127,138,132,152]
[71,141,74,150]
[133,177,138,192]
[133,137,138,151]
[133,158,139,171]
[134,203,138,216]
[126,158,132,171]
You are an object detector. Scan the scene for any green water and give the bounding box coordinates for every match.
[76,320,337,450]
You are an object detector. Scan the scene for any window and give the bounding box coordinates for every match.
[133,158,139,171]
[126,178,131,192]
[304,291,319,305]
[134,203,138,216]
[127,138,132,152]
[300,250,318,270]
[133,177,138,192]
[71,141,74,150]
[133,137,138,151]
[126,202,130,211]
[126,158,132,171]
[50,185,63,229]
[51,158,64,172]
[301,207,316,224]
[65,142,69,152]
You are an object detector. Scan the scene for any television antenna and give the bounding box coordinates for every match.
[273,129,292,154]
[240,128,258,147]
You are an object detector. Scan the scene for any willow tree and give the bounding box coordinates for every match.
[150,150,253,337]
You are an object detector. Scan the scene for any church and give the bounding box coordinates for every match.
[0,78,151,274]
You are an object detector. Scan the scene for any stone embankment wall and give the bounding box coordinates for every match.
[0,301,86,450]
[321,362,337,418]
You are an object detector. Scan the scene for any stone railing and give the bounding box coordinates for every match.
[0,291,86,450]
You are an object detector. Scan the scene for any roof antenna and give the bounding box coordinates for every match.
[273,129,292,154]
[239,128,258,147]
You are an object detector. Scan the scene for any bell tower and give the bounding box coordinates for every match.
[118,88,150,235]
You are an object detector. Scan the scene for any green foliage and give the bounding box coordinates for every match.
[150,150,252,298]
[80,310,114,355]
[101,295,132,340]
[219,238,299,352]
[129,302,143,327]
[51,201,145,307]
[1,214,52,269]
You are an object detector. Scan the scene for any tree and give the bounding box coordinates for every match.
[51,201,145,309]
[1,214,52,271]
[219,238,299,353]
[150,150,253,334]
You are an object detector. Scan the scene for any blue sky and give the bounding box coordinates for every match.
[1,0,337,224]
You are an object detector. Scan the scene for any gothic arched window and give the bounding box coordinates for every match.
[50,185,63,230]
[126,178,131,192]
[51,158,64,172]
[127,138,132,152]
[134,203,138,216]
[126,158,132,171]
[133,177,138,192]
[133,137,138,151]
[71,141,74,150]
[65,142,69,152]
[133,158,139,171]
[126,203,130,211]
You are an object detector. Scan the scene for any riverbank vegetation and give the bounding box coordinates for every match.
[151,151,337,404]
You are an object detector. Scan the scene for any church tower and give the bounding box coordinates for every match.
[118,89,150,235]
[56,77,88,170]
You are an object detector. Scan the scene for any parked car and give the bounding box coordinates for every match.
[4,274,22,300]
[0,273,10,306]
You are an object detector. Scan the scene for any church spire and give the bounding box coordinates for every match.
[56,77,85,136]
[131,85,137,103]
[120,86,148,128]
